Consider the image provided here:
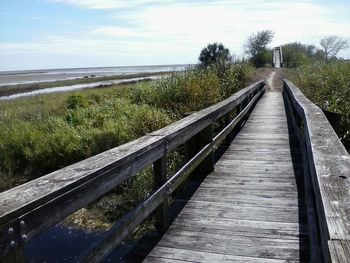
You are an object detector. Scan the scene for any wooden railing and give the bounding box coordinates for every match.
[283,80,350,263]
[0,81,265,262]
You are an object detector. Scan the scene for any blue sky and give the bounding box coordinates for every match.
[0,0,350,70]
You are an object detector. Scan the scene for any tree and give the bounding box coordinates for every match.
[199,42,231,68]
[281,42,323,68]
[245,30,274,67]
[320,36,349,62]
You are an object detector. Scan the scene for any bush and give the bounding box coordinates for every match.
[0,63,253,184]
[0,96,171,178]
[219,63,253,98]
[0,63,255,230]
[66,94,89,109]
[130,65,253,116]
[295,60,350,150]
[296,61,350,114]
[130,68,220,115]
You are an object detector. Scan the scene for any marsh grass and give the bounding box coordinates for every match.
[130,63,252,117]
[0,84,171,189]
[292,60,350,150]
[0,64,253,231]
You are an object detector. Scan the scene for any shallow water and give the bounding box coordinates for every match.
[0,64,188,86]
[0,76,160,101]
[25,224,131,262]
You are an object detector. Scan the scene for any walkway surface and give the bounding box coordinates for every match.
[143,91,309,262]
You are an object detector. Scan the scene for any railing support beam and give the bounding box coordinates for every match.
[154,156,168,232]
[197,124,214,175]
[185,124,214,178]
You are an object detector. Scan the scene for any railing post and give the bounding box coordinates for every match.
[184,124,214,180]
[197,124,214,175]
[223,113,233,146]
[153,156,168,232]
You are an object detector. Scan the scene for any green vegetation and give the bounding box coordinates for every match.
[245,30,274,67]
[130,64,252,117]
[0,61,253,230]
[281,42,324,68]
[281,36,349,68]
[0,64,252,183]
[198,43,232,77]
[0,90,171,186]
[292,60,350,150]
[277,35,350,151]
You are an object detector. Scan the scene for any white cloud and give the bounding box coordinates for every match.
[110,0,350,54]
[1,0,350,69]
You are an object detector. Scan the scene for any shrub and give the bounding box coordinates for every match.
[0,96,171,178]
[66,94,89,110]
[295,60,350,150]
[130,65,252,116]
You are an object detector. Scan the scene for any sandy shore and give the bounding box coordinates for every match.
[0,65,187,86]
[0,76,161,101]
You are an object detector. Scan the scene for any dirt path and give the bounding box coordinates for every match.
[265,69,285,92]
[266,70,276,91]
[247,67,291,92]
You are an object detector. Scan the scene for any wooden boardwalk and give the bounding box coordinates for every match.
[143,92,309,262]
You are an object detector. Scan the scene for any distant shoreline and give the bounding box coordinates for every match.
[0,71,170,99]
[0,64,189,87]
[0,64,190,76]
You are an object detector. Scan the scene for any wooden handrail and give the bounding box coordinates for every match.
[0,80,265,261]
[283,80,350,263]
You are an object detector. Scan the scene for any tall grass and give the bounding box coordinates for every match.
[0,64,253,186]
[294,60,350,150]
[0,64,253,230]
[0,90,171,190]
[130,64,253,117]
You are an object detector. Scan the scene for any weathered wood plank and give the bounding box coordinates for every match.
[150,81,265,151]
[156,230,307,260]
[328,240,350,263]
[145,246,295,263]
[170,216,308,239]
[0,81,264,253]
[284,79,350,261]
[170,215,308,234]
[144,92,309,262]
[177,207,306,224]
[0,135,165,227]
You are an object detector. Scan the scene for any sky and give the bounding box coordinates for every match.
[0,0,350,70]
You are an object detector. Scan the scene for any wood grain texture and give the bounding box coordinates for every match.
[0,81,264,252]
[144,92,309,262]
[284,80,350,262]
[328,240,350,263]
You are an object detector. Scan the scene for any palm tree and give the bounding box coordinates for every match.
[199,43,231,68]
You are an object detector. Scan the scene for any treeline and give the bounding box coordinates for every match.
[280,36,350,151]
[282,35,349,68]
[243,30,349,68]
[242,30,350,151]
[282,42,325,68]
